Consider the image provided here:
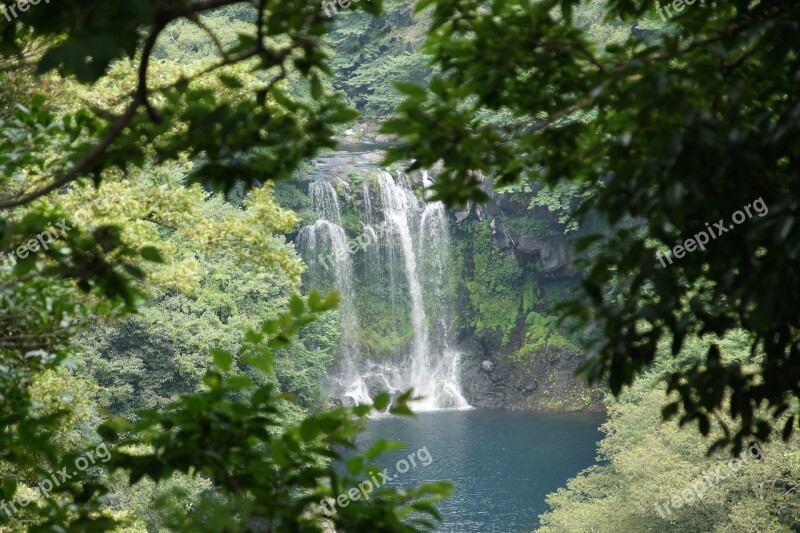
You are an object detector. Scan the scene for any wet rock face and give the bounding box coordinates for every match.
[304,142,600,413]
[456,335,602,412]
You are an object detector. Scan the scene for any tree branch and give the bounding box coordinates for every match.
[0,100,140,210]
[0,0,259,210]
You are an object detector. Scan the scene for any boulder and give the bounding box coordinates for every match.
[516,235,574,273]
[489,218,512,250]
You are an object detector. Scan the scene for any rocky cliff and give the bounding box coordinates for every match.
[280,134,604,412]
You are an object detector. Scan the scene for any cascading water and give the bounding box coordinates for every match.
[297,182,368,403]
[375,172,430,396]
[299,170,469,411]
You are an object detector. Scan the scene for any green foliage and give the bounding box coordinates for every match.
[538,335,800,532]
[348,170,370,189]
[274,180,316,227]
[512,311,578,364]
[386,0,800,452]
[98,298,452,532]
[0,0,368,214]
[0,2,460,529]
[529,182,589,234]
[326,0,432,116]
[76,185,336,418]
[521,277,540,313]
[463,222,520,344]
[354,283,414,359]
[340,206,364,234]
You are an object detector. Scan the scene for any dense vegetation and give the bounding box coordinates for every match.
[0,0,797,531]
[386,0,800,454]
[0,2,452,531]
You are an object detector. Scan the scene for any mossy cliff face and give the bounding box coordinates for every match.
[447,181,604,411]
[279,150,604,411]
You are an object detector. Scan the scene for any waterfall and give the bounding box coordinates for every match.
[375,171,430,397]
[419,198,469,409]
[299,170,469,411]
[297,182,366,403]
[309,180,343,224]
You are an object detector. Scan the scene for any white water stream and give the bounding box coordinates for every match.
[298,171,469,411]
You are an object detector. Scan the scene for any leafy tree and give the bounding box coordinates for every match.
[98,296,452,533]
[385,0,800,453]
[0,1,452,530]
[538,333,800,532]
[326,0,433,115]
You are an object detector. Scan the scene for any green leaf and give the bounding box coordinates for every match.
[346,456,364,475]
[140,246,164,263]
[211,349,233,371]
[308,291,323,312]
[289,294,304,316]
[227,375,253,389]
[373,392,391,411]
[242,355,273,374]
[300,419,321,442]
[389,404,414,416]
[352,404,371,417]
[245,329,264,344]
[326,107,360,124]
[321,292,340,311]
[394,82,426,97]
[203,371,222,389]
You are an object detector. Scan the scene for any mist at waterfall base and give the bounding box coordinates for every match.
[353,410,605,532]
[297,169,469,410]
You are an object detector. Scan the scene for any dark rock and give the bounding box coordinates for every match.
[364,374,390,397]
[485,199,503,217]
[490,218,513,251]
[458,334,603,412]
[516,235,575,274]
[517,235,545,254]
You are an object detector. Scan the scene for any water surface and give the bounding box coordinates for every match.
[354,409,604,532]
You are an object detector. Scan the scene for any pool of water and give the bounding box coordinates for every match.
[352,409,605,532]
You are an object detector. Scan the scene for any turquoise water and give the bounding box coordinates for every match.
[354,409,605,532]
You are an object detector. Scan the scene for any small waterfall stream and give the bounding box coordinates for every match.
[298,168,469,411]
[297,182,362,392]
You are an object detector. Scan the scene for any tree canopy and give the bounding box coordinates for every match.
[384,0,800,454]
